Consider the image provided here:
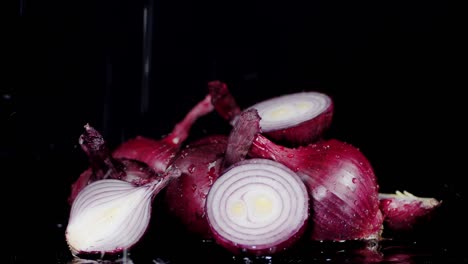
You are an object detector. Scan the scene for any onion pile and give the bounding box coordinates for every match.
[66,81,442,260]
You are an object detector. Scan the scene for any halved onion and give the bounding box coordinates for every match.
[66,179,161,257]
[205,158,310,256]
[208,81,333,147]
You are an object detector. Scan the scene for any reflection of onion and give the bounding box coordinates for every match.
[206,158,309,255]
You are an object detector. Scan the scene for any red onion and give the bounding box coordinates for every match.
[66,178,168,257]
[249,133,384,242]
[209,80,333,146]
[163,135,228,239]
[206,158,310,256]
[112,94,214,173]
[163,109,262,240]
[379,190,442,232]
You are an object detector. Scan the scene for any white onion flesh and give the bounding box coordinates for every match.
[206,158,309,251]
[246,92,332,132]
[66,179,158,256]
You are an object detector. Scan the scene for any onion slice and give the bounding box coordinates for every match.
[66,179,165,257]
[206,158,310,256]
[379,190,442,232]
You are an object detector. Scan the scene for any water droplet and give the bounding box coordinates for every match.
[352,178,357,183]
[191,184,197,192]
[208,167,216,179]
[354,200,358,205]
[188,164,196,173]
[287,153,294,158]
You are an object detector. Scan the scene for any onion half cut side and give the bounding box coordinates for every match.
[66,179,159,257]
[206,158,310,256]
[245,91,333,146]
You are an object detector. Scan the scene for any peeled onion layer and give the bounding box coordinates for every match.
[66,179,163,257]
[164,135,228,239]
[379,190,442,232]
[249,134,384,242]
[206,158,310,256]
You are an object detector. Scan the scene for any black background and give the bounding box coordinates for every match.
[4,0,467,263]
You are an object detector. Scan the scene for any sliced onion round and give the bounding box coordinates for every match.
[245,91,333,146]
[206,158,309,255]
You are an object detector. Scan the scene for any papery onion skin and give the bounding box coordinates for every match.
[379,190,442,232]
[112,94,214,174]
[206,158,310,256]
[68,124,162,204]
[164,135,228,239]
[249,134,384,242]
[208,80,242,123]
[223,108,262,169]
[66,179,163,257]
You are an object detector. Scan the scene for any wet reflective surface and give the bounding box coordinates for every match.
[7,196,467,264]
[10,235,467,264]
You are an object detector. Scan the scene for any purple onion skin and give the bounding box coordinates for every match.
[112,136,177,175]
[112,94,214,174]
[223,108,262,169]
[68,124,162,204]
[379,192,442,232]
[249,134,384,241]
[263,105,333,147]
[208,80,242,122]
[164,135,228,239]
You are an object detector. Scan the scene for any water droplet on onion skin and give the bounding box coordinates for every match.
[188,164,196,173]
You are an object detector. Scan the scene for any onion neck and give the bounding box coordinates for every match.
[164,94,214,147]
